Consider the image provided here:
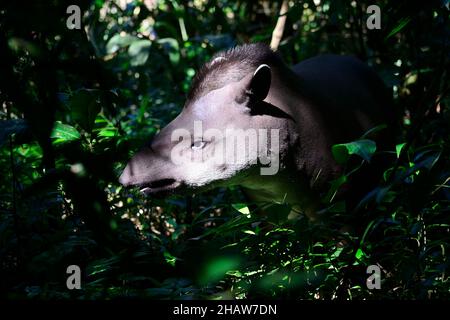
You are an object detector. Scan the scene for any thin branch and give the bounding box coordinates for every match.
[270,0,289,50]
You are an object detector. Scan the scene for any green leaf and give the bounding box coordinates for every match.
[332,139,377,164]
[385,17,411,40]
[265,228,294,236]
[396,143,406,158]
[51,121,81,142]
[70,90,102,133]
[232,203,250,216]
[8,37,41,56]
[331,247,344,260]
[355,248,366,261]
[163,251,177,267]
[128,40,152,66]
[157,38,180,65]
[97,127,118,138]
[106,34,138,54]
[413,149,441,171]
[200,257,241,285]
[265,203,292,225]
[324,175,347,203]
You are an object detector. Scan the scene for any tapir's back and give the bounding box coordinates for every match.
[292,54,394,143]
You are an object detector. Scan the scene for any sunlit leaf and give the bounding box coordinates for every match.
[50,121,81,142]
[355,248,366,261]
[128,40,152,66]
[200,257,241,285]
[106,34,138,54]
[332,139,377,164]
[385,17,412,40]
[232,203,250,216]
[396,142,406,158]
[164,251,177,267]
[97,127,118,137]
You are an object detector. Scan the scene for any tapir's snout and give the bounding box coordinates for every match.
[118,164,135,187]
[119,147,182,196]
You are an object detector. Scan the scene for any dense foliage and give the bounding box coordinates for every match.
[0,0,448,299]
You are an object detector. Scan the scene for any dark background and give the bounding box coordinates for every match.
[0,0,448,299]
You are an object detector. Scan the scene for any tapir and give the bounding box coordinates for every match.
[119,43,394,220]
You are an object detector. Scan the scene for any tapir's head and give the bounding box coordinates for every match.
[119,43,291,196]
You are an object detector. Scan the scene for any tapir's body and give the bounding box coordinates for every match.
[120,43,393,218]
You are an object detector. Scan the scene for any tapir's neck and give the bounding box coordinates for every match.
[243,64,337,211]
[267,64,333,158]
[266,65,320,127]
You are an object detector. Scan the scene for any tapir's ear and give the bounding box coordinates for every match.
[247,64,271,101]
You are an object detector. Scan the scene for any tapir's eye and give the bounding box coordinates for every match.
[191,140,206,150]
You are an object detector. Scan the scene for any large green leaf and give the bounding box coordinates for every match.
[50,121,81,142]
[332,139,377,164]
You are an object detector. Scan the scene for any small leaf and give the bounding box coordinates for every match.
[396,142,406,158]
[128,40,152,66]
[164,251,177,267]
[51,122,81,142]
[324,175,347,203]
[106,34,138,54]
[232,203,250,216]
[97,127,118,138]
[355,248,366,261]
[331,247,344,259]
[332,139,377,164]
[385,17,412,40]
[157,38,180,65]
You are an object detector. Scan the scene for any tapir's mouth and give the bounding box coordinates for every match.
[138,178,182,196]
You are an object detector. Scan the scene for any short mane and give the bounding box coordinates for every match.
[187,43,281,103]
